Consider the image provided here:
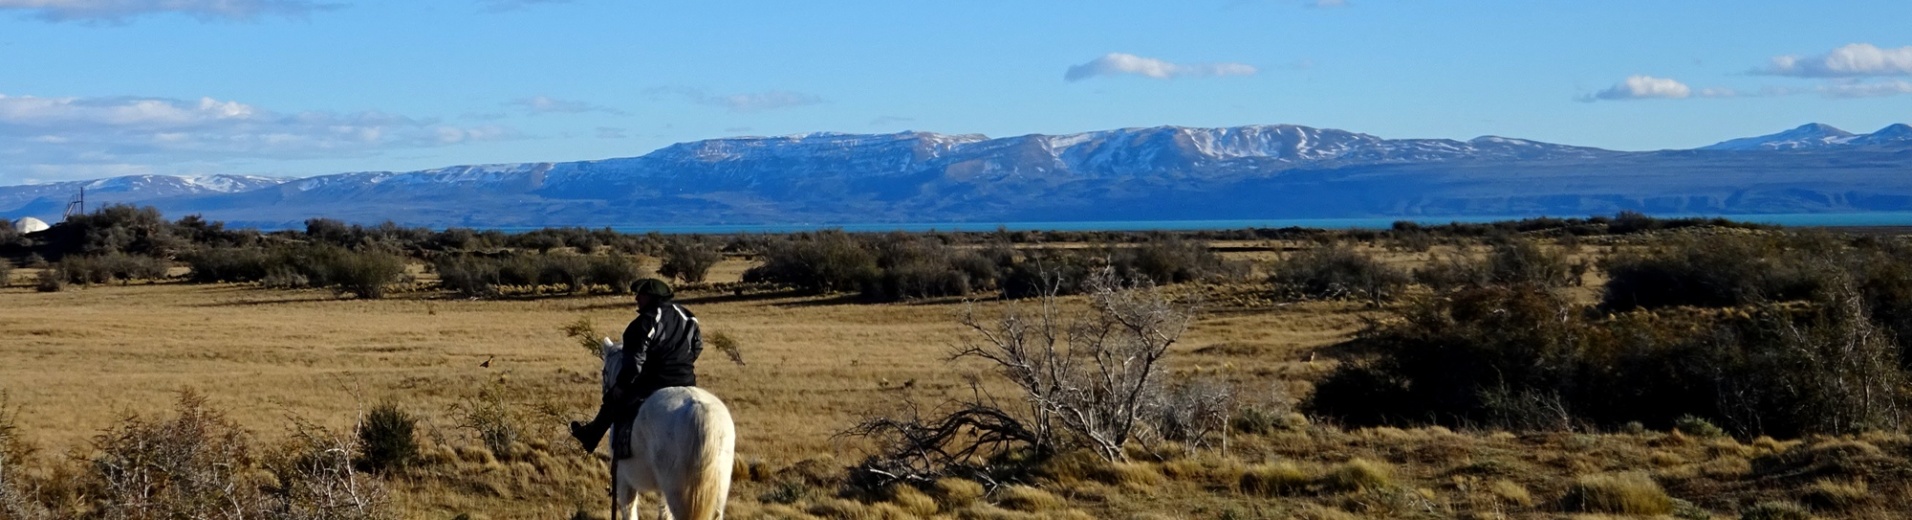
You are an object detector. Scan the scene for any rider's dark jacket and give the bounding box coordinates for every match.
[616,302,702,398]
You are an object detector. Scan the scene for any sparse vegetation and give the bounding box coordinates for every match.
[6,214,1912,518]
[1269,244,1409,302]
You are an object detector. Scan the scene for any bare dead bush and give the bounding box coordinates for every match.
[848,268,1197,488]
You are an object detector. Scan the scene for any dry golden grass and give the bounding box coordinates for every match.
[4,244,1912,519]
[1565,472,1674,515]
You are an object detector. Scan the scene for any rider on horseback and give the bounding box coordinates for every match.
[571,278,703,452]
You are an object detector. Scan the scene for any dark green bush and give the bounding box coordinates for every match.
[434,256,503,297]
[659,238,721,284]
[1309,271,1909,437]
[587,252,642,294]
[34,268,62,292]
[355,402,418,474]
[1268,245,1408,302]
[535,253,590,293]
[743,231,879,294]
[59,252,171,285]
[184,247,277,283]
[999,250,1097,299]
[1117,237,1232,285]
[0,259,10,288]
[1600,233,1826,311]
[317,248,407,299]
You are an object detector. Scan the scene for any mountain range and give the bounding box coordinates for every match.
[4,123,1911,229]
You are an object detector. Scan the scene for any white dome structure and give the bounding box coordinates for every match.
[13,217,49,234]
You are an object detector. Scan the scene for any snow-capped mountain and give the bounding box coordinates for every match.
[0,175,288,219]
[1698,123,1912,151]
[2,123,1909,228]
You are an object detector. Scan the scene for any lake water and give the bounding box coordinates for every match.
[496,212,1912,235]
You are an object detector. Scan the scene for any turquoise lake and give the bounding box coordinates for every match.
[490,213,1912,235]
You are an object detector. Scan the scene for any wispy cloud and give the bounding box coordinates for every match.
[0,0,337,23]
[506,96,626,115]
[594,126,627,139]
[1306,0,1347,8]
[0,93,509,182]
[1064,53,1258,82]
[1758,43,1912,78]
[1818,80,1912,98]
[477,0,571,13]
[647,87,825,113]
[869,115,915,127]
[1582,75,1739,101]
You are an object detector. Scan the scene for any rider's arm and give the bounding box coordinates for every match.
[618,310,658,387]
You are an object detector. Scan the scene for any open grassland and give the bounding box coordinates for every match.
[4,239,1912,519]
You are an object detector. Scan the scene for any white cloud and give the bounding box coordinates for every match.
[0,0,336,23]
[869,115,915,126]
[1581,75,1737,101]
[1760,43,1912,78]
[0,93,509,182]
[506,96,625,115]
[1307,0,1347,8]
[1064,53,1258,82]
[647,87,825,113]
[1819,80,1912,98]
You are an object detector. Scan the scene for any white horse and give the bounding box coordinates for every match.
[597,337,736,520]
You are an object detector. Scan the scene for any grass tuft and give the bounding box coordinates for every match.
[1321,458,1394,493]
[1799,478,1868,510]
[1238,462,1310,496]
[1487,479,1535,507]
[994,485,1064,512]
[1564,472,1673,515]
[931,477,987,508]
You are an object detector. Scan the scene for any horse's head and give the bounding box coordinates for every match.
[598,337,622,394]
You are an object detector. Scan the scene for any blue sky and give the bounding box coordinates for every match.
[1,0,1909,185]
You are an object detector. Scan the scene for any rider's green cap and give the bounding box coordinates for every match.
[631,278,674,301]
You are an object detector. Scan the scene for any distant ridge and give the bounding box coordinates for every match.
[3,123,1910,229]
[1700,123,1912,151]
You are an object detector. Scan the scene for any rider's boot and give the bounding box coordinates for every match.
[570,418,610,452]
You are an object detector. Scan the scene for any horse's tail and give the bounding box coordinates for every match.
[676,391,735,520]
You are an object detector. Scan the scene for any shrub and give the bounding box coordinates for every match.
[999,250,1096,299]
[0,259,10,288]
[454,380,524,459]
[587,252,642,294]
[434,256,503,298]
[1565,472,1673,515]
[743,231,878,294]
[184,247,276,283]
[355,402,419,474]
[534,253,590,293]
[861,259,971,302]
[322,248,407,299]
[1119,236,1231,285]
[86,390,272,518]
[1675,415,1727,438]
[1269,245,1408,302]
[658,238,721,284]
[59,252,171,285]
[33,268,62,292]
[1600,233,1825,311]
